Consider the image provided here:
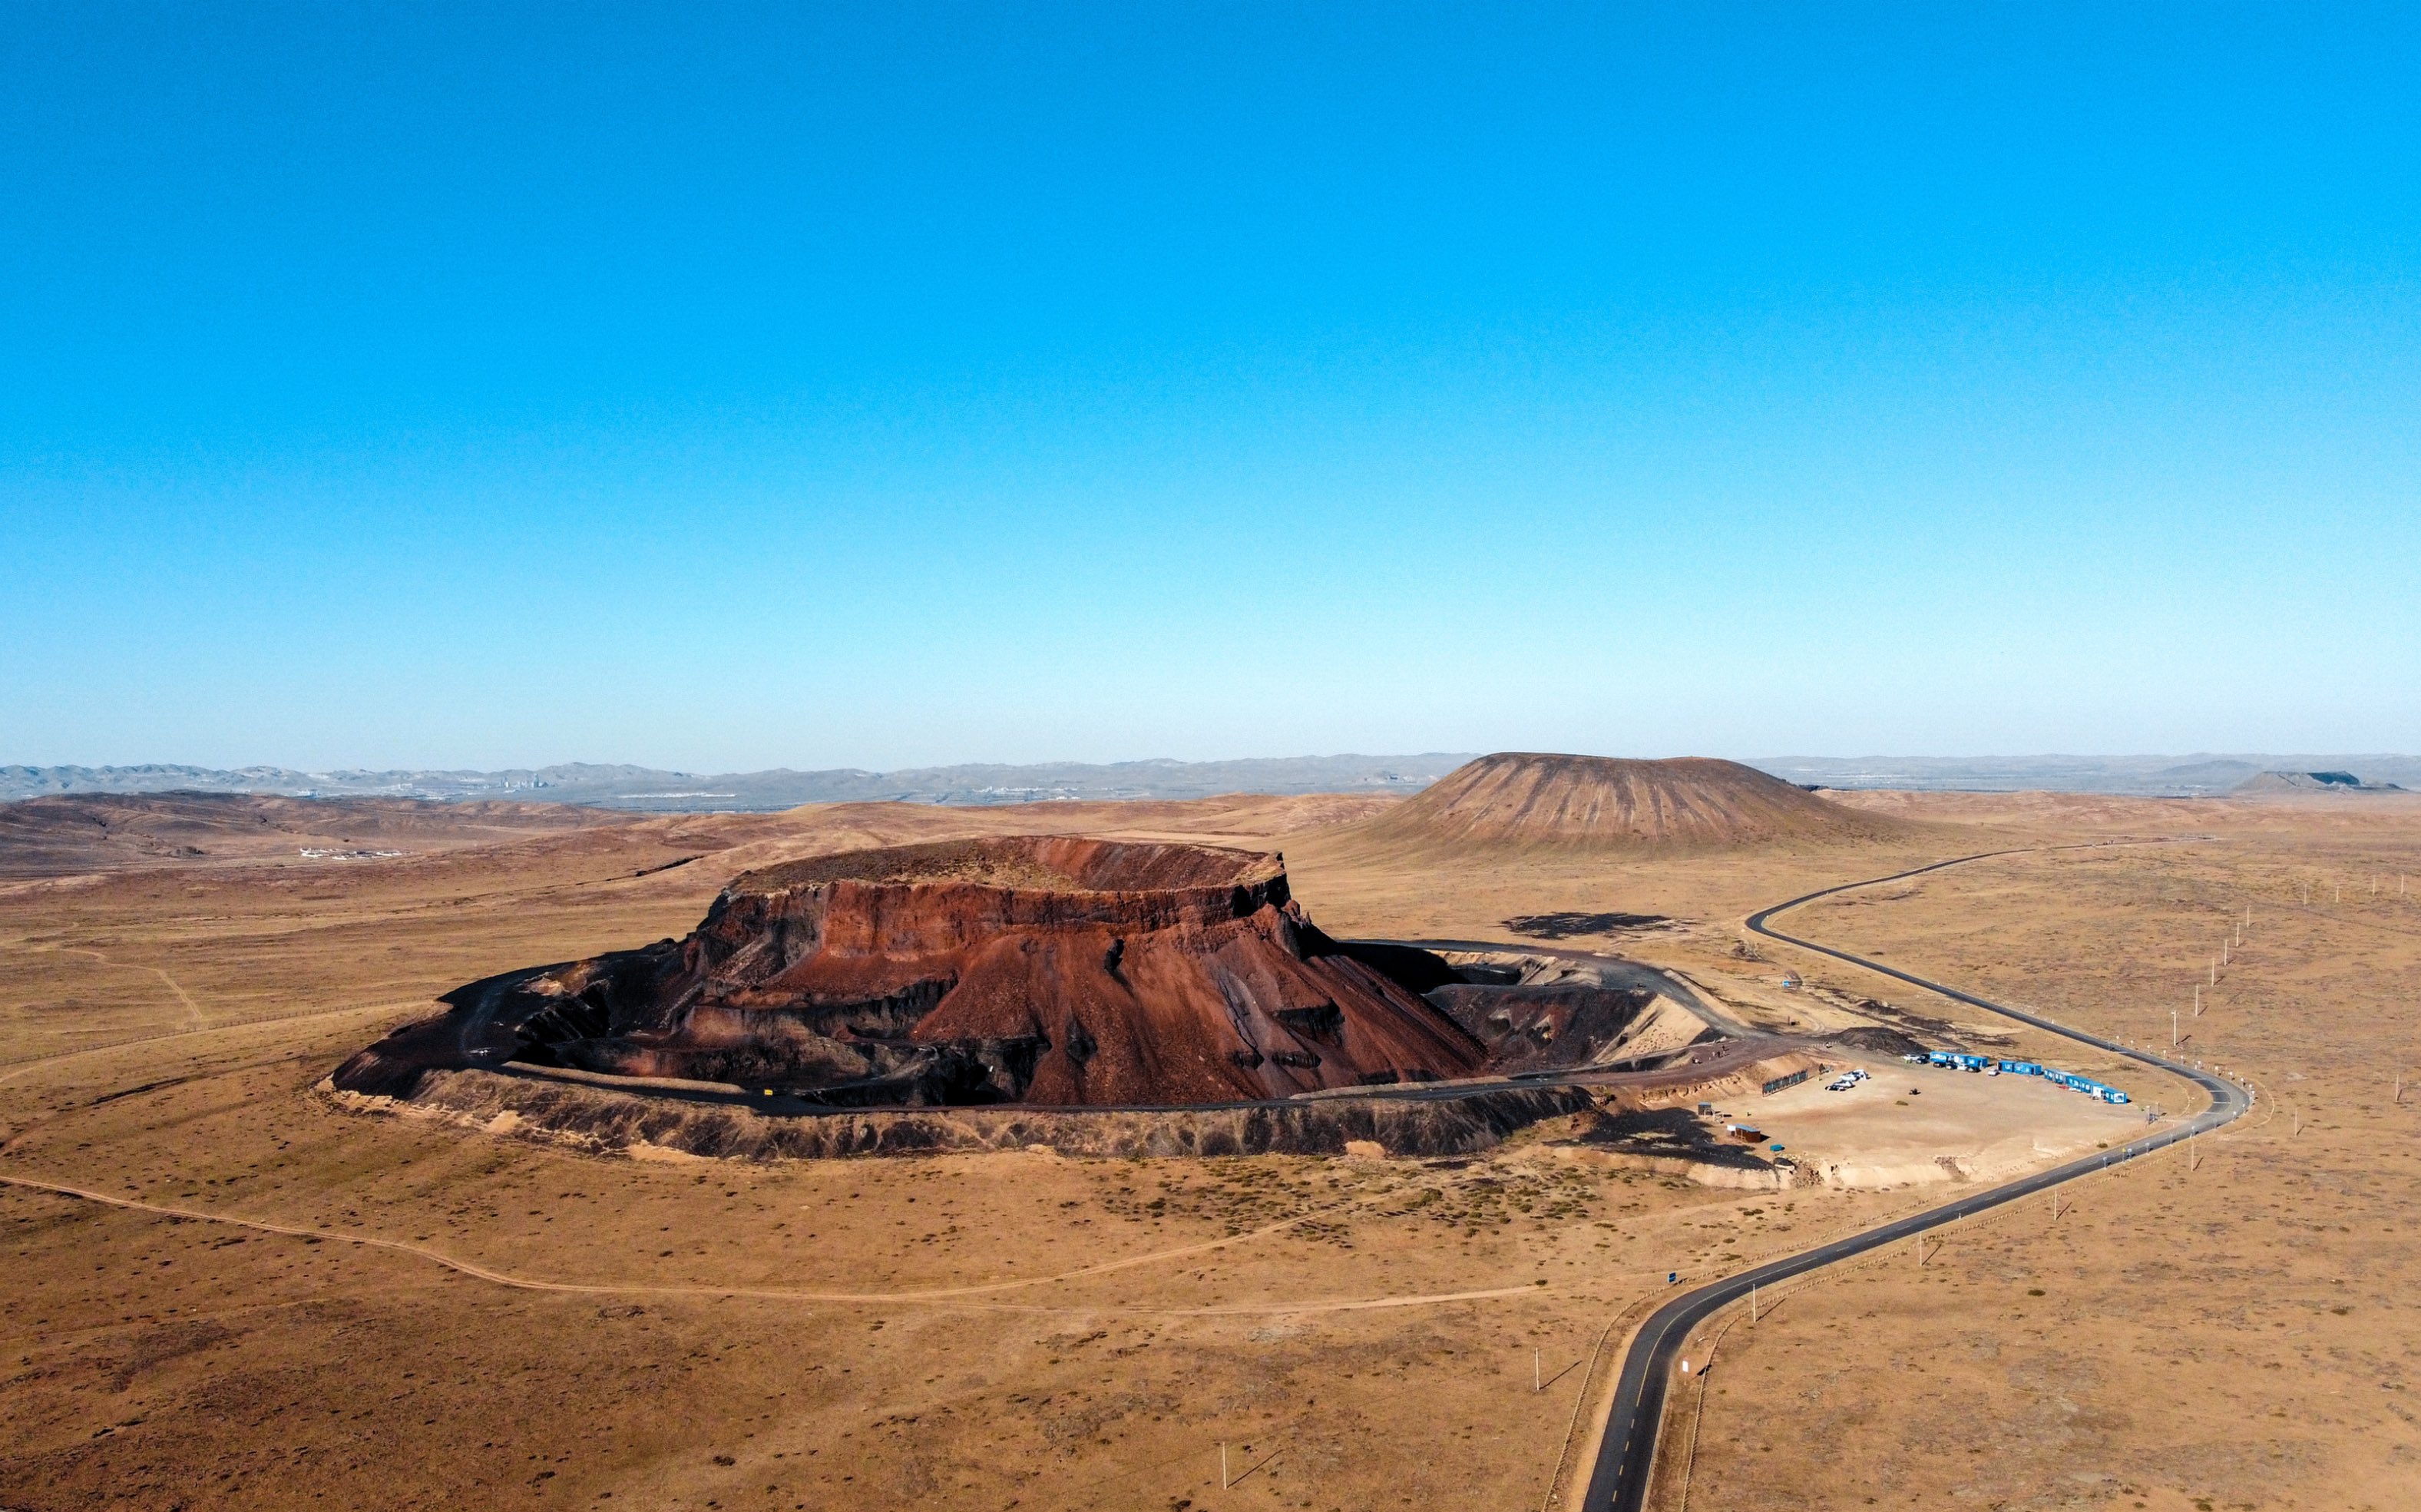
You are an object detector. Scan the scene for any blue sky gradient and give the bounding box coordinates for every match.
[5,3,2416,769]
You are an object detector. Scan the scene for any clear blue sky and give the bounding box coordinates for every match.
[5,3,2416,771]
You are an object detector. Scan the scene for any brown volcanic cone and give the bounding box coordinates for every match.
[1358,752,1904,850]
[335,835,1482,1108]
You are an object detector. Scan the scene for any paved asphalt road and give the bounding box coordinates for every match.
[1576,850,2254,1512]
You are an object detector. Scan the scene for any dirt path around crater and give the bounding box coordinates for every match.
[8,940,208,1033]
[0,1167,1545,1317]
[0,998,424,1085]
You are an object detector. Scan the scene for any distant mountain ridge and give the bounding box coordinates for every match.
[0,756,1480,812]
[2229,769,2409,795]
[1751,753,2421,796]
[11,751,2420,810]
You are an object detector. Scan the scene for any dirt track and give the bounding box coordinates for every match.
[0,1169,1542,1316]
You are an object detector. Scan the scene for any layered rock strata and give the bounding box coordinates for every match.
[335,836,1485,1107]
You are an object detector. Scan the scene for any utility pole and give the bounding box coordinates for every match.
[1535,1348,1543,1391]
[1751,1285,1758,1325]
[2173,1009,2180,1048]
[2194,985,2201,1018]
[2210,957,2218,985]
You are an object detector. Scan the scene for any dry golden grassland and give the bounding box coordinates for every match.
[1657,813,2421,1512]
[2,792,2409,1510]
[0,802,1890,1512]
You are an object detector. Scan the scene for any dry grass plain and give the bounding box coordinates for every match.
[1,789,2410,1510]
[1649,799,2421,1512]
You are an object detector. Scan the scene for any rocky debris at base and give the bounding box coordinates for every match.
[321,1070,1593,1160]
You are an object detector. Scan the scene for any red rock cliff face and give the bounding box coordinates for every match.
[349,836,1483,1107]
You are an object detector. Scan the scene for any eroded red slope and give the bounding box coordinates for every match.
[336,835,1483,1107]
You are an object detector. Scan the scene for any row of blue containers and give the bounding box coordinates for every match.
[1915,1049,2129,1103]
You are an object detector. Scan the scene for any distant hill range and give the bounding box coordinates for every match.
[8,751,2418,811]
[0,755,1479,812]
[1751,753,2421,797]
[0,791,624,878]
[2228,769,2409,796]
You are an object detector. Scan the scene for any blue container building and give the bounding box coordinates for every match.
[1915,1051,2130,1103]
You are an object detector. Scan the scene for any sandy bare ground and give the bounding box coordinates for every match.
[1738,1061,2153,1189]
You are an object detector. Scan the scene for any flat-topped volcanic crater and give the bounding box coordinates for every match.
[1356,752,1908,850]
[334,835,1485,1108]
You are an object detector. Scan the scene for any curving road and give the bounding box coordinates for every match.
[1576,850,2252,1512]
